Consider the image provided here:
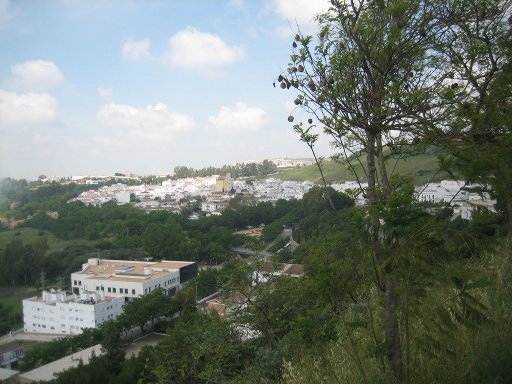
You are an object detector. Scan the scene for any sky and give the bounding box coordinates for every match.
[0,0,337,180]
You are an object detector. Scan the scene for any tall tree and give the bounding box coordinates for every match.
[278,1,446,382]
[435,0,512,253]
[101,320,125,374]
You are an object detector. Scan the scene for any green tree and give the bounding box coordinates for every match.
[435,0,512,254]
[192,268,219,299]
[140,311,251,384]
[0,302,15,335]
[100,320,125,374]
[142,220,185,260]
[279,1,451,381]
[117,288,169,333]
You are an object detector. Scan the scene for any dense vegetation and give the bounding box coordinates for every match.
[174,159,277,179]
[1,1,512,383]
[12,187,507,383]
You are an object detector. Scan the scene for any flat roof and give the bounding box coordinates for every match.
[0,340,23,354]
[0,367,19,381]
[76,259,195,283]
[26,292,117,305]
[18,344,103,382]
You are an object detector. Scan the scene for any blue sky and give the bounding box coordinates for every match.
[0,0,332,179]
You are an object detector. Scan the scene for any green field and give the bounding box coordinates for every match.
[274,148,450,185]
[0,227,95,253]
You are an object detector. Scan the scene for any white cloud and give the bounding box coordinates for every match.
[97,87,113,98]
[8,60,65,91]
[229,0,243,6]
[122,39,151,60]
[209,102,265,133]
[273,0,330,37]
[97,102,195,141]
[167,27,244,72]
[0,90,57,127]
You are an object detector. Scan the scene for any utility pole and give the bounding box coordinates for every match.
[40,271,45,291]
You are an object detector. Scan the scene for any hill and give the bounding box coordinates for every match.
[274,147,449,185]
[0,227,97,253]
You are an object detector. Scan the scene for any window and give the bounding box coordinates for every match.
[96,286,99,291]
[74,280,77,285]
[101,286,104,291]
[125,288,128,294]
[113,288,116,293]
[132,289,135,295]
[108,287,111,293]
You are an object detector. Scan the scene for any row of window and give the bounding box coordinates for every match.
[145,285,159,294]
[164,277,179,286]
[95,286,135,295]
[0,349,24,361]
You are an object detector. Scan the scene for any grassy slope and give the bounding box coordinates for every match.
[274,148,449,185]
[0,229,98,326]
[0,227,95,253]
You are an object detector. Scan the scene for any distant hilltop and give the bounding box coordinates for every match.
[244,158,316,168]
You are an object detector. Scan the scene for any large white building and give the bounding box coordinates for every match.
[23,258,197,335]
[23,290,125,335]
[70,258,197,298]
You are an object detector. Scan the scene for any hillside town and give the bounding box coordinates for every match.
[69,175,496,222]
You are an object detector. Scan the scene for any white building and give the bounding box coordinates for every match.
[115,191,130,204]
[23,258,197,335]
[0,341,24,369]
[416,180,469,204]
[71,258,197,298]
[23,290,125,335]
[201,197,231,213]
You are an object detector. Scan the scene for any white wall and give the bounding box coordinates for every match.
[71,270,181,298]
[23,292,124,335]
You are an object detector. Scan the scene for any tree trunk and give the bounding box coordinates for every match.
[376,132,391,193]
[384,266,402,383]
[367,133,403,383]
[507,195,512,258]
